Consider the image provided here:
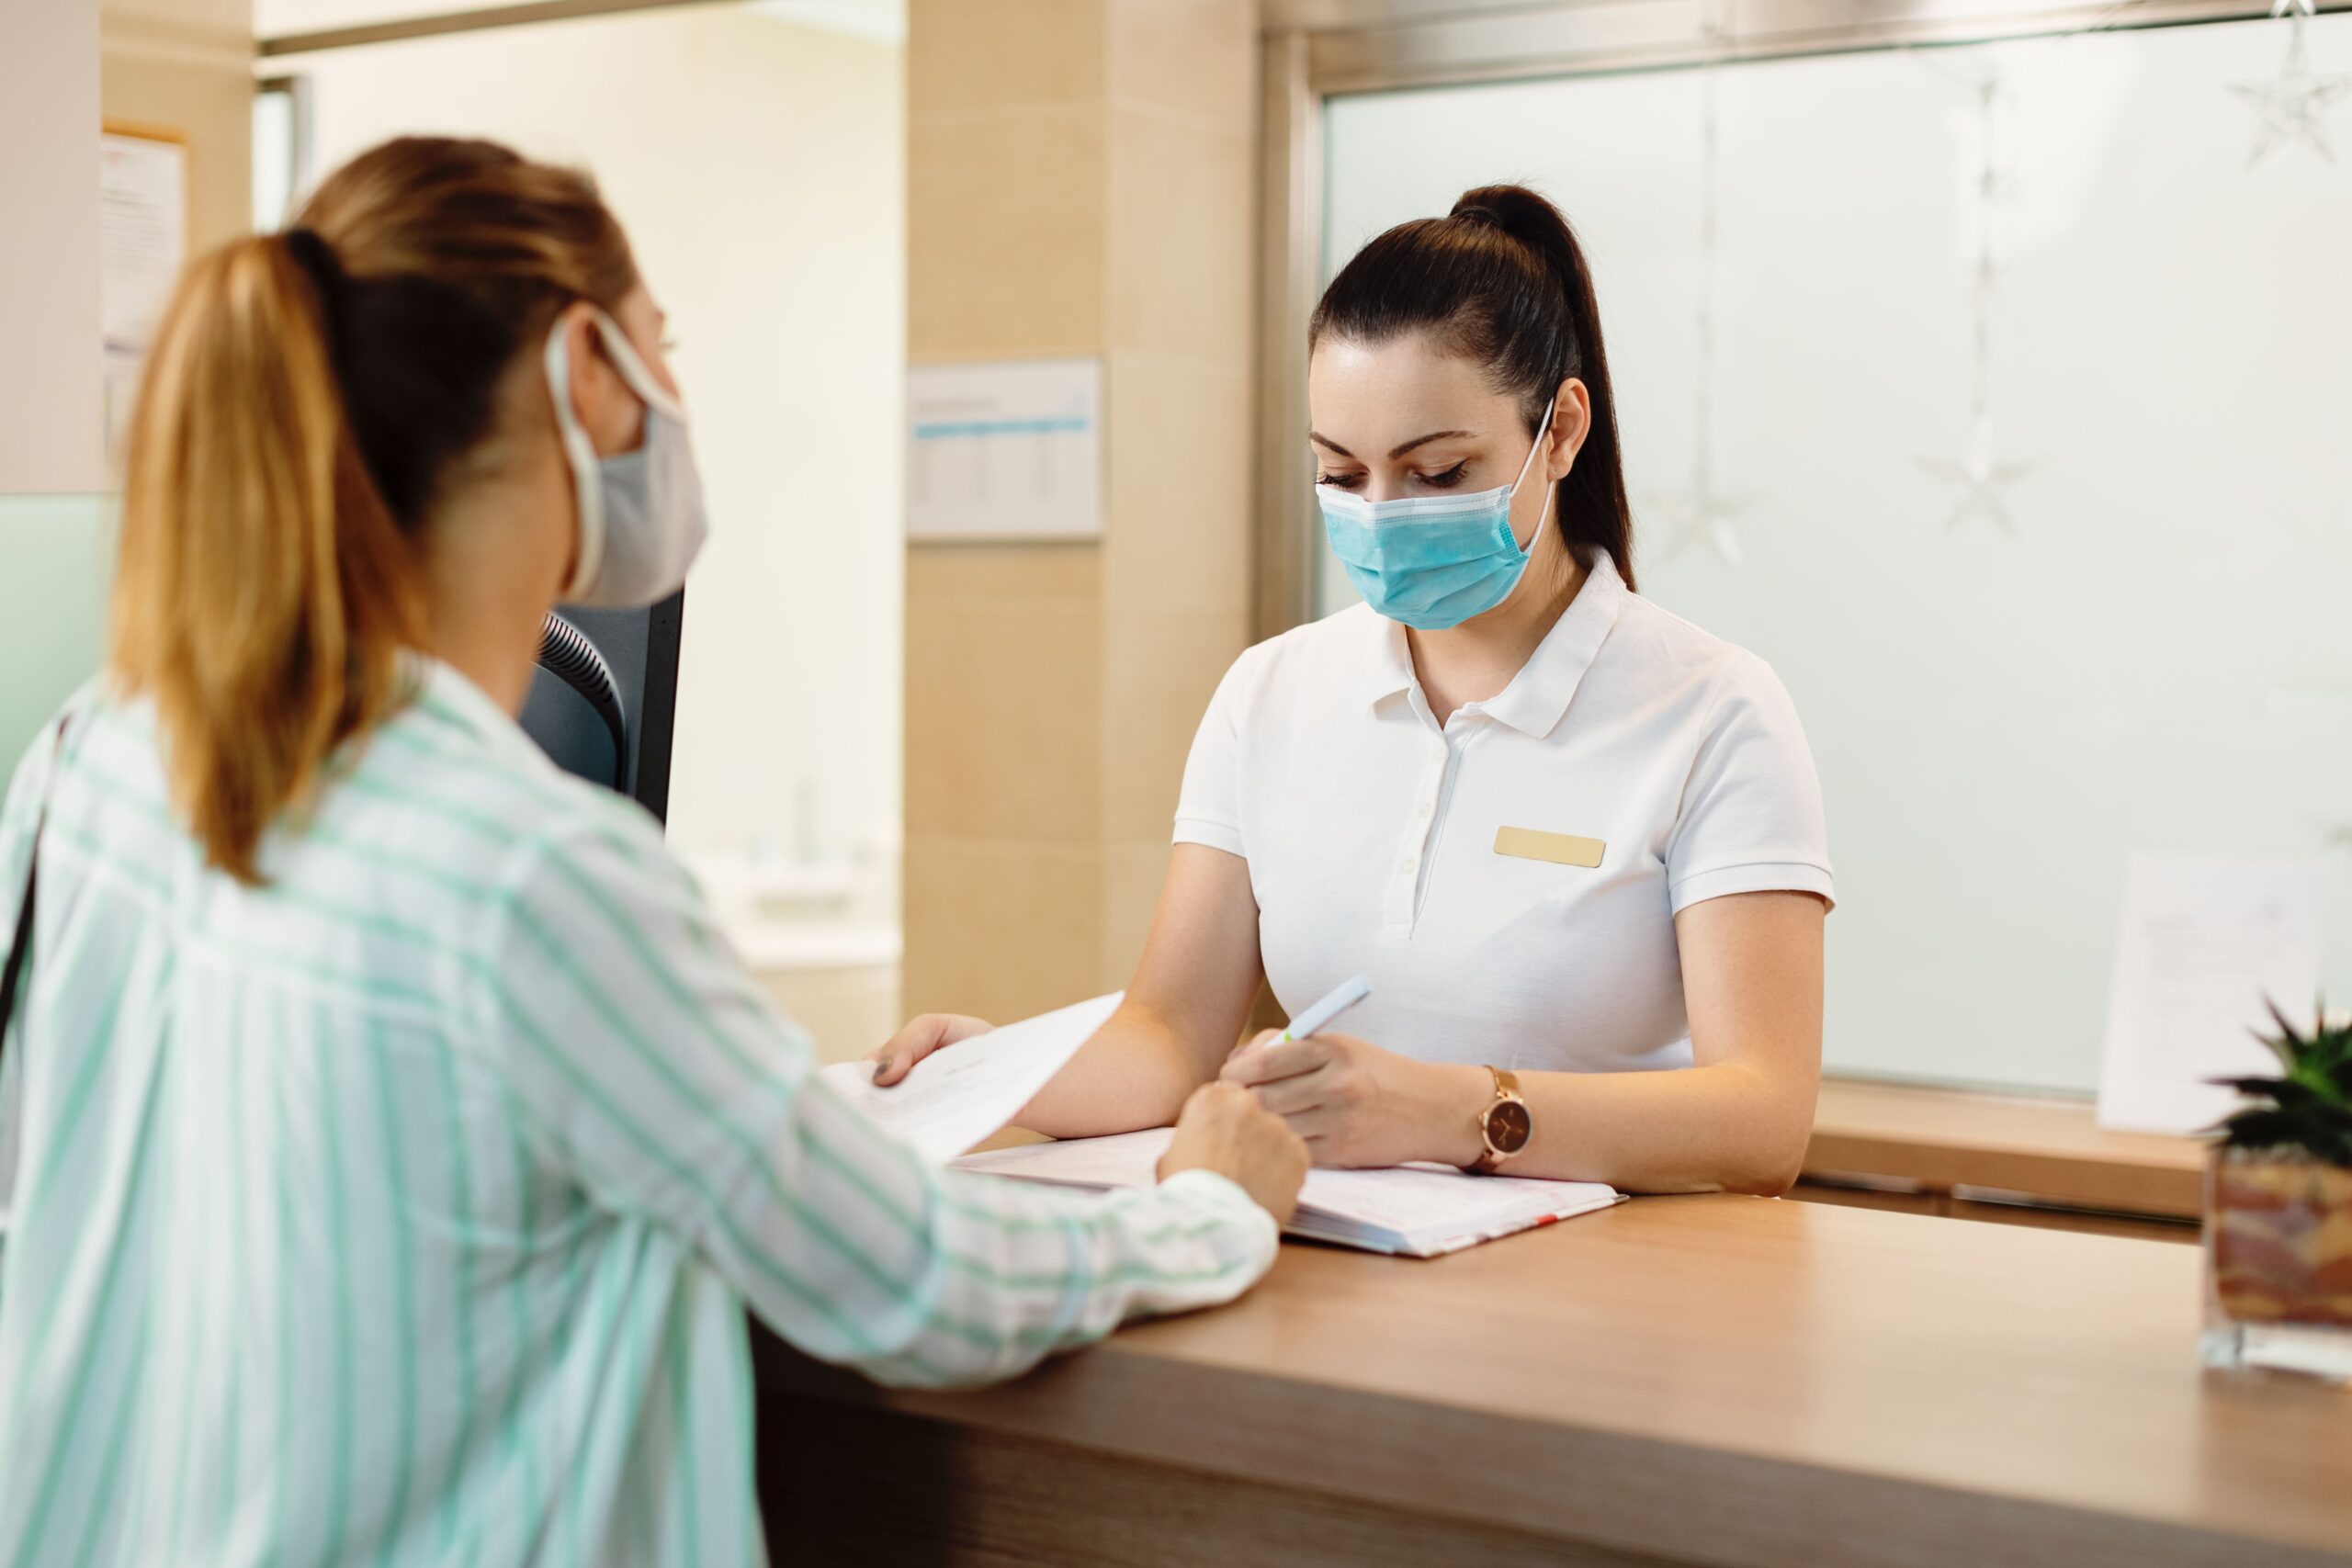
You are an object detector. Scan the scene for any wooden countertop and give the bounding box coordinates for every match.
[1806,1077,2210,1217]
[761,1194,2352,1568]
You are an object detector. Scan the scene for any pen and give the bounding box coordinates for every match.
[1276,975,1373,1043]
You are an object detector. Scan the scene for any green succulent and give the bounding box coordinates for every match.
[2209,998,2352,1164]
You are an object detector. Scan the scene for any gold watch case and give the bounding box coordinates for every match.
[1471,1066,1532,1173]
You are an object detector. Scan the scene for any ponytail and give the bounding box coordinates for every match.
[1309,183,1635,590]
[109,137,639,884]
[112,235,421,884]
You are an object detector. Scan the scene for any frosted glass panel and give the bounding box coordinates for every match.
[1321,16,2352,1092]
[0,494,116,780]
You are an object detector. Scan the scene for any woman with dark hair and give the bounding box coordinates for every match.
[882,185,1831,1196]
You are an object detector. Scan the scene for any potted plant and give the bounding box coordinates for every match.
[2201,999,2352,1379]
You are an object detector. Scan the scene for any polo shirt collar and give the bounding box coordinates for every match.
[1362,550,1631,739]
[1487,550,1629,736]
[1363,612,1420,711]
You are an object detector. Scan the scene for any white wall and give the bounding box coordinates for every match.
[0,0,113,774]
[276,5,906,880]
[1,0,106,494]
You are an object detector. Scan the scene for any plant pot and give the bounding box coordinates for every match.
[2201,1147,2352,1381]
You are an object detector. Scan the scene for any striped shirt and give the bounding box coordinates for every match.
[0,660,1277,1566]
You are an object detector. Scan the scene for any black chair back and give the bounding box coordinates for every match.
[518,591,684,822]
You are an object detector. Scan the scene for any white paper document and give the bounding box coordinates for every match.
[100,130,187,457]
[953,1128,1622,1258]
[820,992,1122,1164]
[2097,853,2324,1135]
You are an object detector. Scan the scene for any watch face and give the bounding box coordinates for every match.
[1486,1098,1532,1156]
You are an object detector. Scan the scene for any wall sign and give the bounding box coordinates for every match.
[2098,853,2324,1135]
[101,122,189,459]
[906,356,1101,542]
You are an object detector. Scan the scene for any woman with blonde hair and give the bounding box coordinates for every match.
[0,136,1303,1564]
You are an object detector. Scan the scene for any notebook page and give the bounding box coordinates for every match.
[955,1131,1619,1251]
[1294,1166,1618,1249]
[951,1126,1170,1189]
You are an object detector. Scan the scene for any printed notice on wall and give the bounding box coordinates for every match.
[907,357,1101,541]
[100,128,187,458]
[2097,852,2324,1135]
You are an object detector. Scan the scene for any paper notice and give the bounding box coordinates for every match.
[2097,853,2324,1135]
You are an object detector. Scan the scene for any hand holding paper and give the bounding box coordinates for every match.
[820,992,1123,1164]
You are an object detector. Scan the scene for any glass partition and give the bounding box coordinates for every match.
[1319,13,2352,1092]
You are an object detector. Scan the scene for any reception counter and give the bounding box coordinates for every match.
[1805,1077,2208,1220]
[753,1192,2352,1567]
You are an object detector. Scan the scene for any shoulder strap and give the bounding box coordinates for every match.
[0,718,73,1066]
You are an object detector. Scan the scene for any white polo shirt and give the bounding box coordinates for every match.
[1173,552,1832,1075]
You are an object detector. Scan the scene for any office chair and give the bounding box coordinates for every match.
[518,592,684,822]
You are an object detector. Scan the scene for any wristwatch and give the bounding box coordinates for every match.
[1467,1066,1532,1174]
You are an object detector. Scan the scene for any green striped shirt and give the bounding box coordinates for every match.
[0,661,1276,1566]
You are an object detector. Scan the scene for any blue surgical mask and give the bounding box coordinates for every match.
[1318,404,1556,630]
[545,309,710,609]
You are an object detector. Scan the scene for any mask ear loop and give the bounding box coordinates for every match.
[545,314,607,603]
[585,307,689,424]
[547,309,691,601]
[1508,395,1560,558]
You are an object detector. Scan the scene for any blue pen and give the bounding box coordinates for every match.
[1275,975,1373,1043]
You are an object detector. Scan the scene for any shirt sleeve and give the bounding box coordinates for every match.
[1665,653,1835,914]
[475,807,1279,1390]
[1171,650,1251,858]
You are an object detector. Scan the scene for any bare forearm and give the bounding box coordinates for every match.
[1013,999,1216,1138]
[1442,1060,1816,1194]
[1505,891,1824,1193]
[1221,897,1824,1190]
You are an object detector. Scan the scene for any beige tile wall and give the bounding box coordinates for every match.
[102,0,254,255]
[902,0,1258,1025]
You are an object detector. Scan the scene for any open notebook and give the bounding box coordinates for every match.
[953,1128,1622,1258]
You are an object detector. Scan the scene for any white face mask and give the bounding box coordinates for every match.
[544,309,709,608]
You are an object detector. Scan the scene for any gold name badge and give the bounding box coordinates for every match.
[1493,826,1605,869]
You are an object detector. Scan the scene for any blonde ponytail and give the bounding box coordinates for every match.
[111,235,421,884]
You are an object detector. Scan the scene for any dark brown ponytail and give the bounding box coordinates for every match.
[1308,183,1634,590]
